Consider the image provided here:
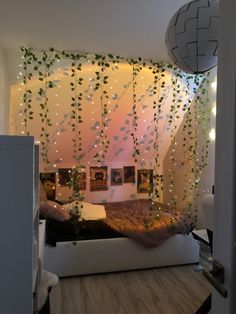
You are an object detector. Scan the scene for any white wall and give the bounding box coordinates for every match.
[0,47,10,134]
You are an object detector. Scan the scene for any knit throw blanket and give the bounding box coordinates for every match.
[103,199,192,247]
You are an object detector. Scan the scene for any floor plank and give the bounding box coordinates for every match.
[50,265,212,314]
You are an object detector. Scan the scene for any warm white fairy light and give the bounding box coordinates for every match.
[209,128,216,141]
[212,104,217,116]
[211,79,217,91]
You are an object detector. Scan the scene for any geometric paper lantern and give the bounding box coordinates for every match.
[165,0,219,74]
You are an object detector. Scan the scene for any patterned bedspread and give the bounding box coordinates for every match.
[103,199,193,247]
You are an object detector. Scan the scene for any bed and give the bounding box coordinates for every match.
[42,199,200,277]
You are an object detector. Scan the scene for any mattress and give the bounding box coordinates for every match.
[45,218,123,246]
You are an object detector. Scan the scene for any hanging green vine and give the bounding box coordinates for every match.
[21,47,36,135]
[70,56,83,162]
[37,48,59,167]
[92,55,110,164]
[149,62,166,206]
[18,46,213,226]
[129,60,143,164]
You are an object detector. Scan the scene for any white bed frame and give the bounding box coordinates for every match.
[44,233,199,277]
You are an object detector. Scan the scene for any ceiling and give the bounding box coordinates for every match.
[0,0,189,83]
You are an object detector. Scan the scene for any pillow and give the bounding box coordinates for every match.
[40,200,70,221]
[80,202,106,220]
[62,201,106,220]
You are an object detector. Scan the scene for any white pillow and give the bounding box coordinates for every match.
[80,202,106,220]
[62,201,106,220]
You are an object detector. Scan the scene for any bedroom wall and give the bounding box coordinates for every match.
[0,47,10,134]
[10,54,207,204]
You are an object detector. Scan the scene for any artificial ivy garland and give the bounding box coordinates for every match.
[19,46,211,225]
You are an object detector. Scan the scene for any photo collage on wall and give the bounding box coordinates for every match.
[40,166,153,195]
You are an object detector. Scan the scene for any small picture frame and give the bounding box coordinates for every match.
[137,169,153,193]
[58,168,72,186]
[40,172,56,200]
[111,168,123,186]
[72,170,86,192]
[123,166,135,183]
[90,166,108,191]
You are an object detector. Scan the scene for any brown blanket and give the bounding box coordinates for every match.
[103,199,193,247]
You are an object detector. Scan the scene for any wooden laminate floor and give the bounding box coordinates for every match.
[50,265,212,314]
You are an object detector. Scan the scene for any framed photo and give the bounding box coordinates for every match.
[90,166,108,191]
[58,168,72,186]
[123,166,135,183]
[111,168,123,186]
[137,169,153,193]
[40,172,56,200]
[72,170,86,192]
